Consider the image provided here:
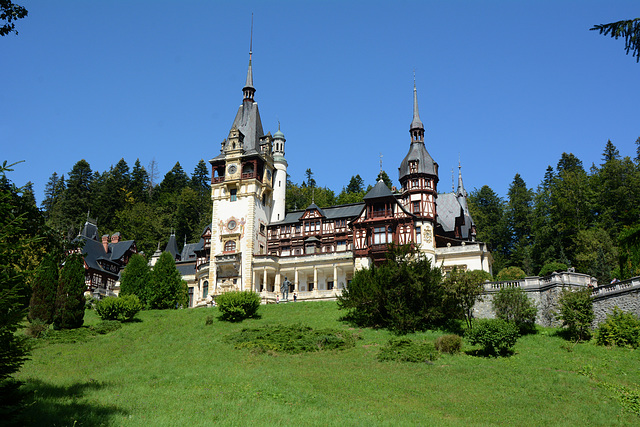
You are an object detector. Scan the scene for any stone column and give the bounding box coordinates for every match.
[313,266,318,295]
[263,267,268,293]
[294,268,299,293]
[333,264,338,293]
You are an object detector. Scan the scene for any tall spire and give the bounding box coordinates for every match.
[410,71,424,143]
[456,158,467,198]
[243,14,256,101]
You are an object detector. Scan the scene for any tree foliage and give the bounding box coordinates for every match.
[492,287,537,334]
[28,253,59,324]
[0,0,27,36]
[119,253,151,307]
[149,252,188,309]
[338,245,446,334]
[557,288,594,342]
[591,18,640,62]
[442,268,490,329]
[53,253,86,329]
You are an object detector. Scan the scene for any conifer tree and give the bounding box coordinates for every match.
[28,253,59,323]
[53,253,86,329]
[119,253,151,307]
[149,252,188,309]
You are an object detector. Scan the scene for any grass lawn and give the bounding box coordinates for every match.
[16,301,640,426]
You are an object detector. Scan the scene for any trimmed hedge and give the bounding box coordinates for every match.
[95,295,143,322]
[216,291,261,322]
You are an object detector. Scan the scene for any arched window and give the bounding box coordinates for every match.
[224,240,236,253]
[202,281,208,299]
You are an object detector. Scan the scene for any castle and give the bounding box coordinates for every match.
[165,48,492,307]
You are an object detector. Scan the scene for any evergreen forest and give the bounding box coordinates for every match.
[36,138,640,283]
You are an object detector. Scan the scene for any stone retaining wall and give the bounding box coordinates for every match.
[473,273,640,327]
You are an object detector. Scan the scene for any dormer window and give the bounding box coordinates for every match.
[409,161,418,173]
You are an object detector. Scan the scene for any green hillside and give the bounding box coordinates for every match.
[17,302,640,426]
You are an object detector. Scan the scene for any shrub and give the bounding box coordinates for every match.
[95,295,142,322]
[538,262,568,277]
[435,334,462,354]
[496,266,526,281]
[442,268,489,329]
[557,288,594,342]
[338,244,446,334]
[25,319,49,338]
[466,318,519,356]
[377,338,439,363]
[95,297,120,321]
[149,252,188,309]
[216,291,261,322]
[119,294,143,321]
[224,324,357,354]
[595,308,640,348]
[492,287,538,334]
[92,320,122,335]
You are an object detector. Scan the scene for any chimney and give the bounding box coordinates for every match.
[111,232,121,244]
[101,235,109,253]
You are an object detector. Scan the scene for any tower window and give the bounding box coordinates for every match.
[224,240,236,253]
[230,188,237,201]
[416,226,422,244]
[413,201,420,213]
[203,281,209,299]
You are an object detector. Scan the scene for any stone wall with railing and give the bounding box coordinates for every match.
[473,273,640,327]
[472,272,594,327]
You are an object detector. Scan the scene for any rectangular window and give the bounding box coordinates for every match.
[260,224,266,235]
[230,188,237,202]
[374,226,388,245]
[327,281,334,290]
[413,201,420,214]
[416,226,422,244]
[336,241,346,252]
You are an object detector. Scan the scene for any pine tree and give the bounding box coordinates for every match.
[149,252,188,309]
[53,253,86,329]
[58,160,93,238]
[119,253,151,307]
[131,159,150,203]
[28,253,59,324]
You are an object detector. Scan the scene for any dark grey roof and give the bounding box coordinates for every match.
[271,203,365,226]
[176,261,196,276]
[80,221,99,240]
[436,193,461,233]
[305,203,325,217]
[110,240,135,261]
[81,238,119,279]
[364,180,394,200]
[398,142,438,182]
[165,234,180,260]
[181,242,200,261]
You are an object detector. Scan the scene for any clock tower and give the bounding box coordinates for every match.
[208,43,279,293]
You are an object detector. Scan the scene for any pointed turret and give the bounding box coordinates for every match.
[410,76,425,142]
[399,77,437,183]
[242,15,256,101]
[456,160,467,199]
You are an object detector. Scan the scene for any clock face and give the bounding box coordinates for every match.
[227,220,237,231]
[228,164,237,174]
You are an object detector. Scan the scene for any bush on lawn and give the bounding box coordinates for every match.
[95,295,142,322]
[466,318,519,356]
[492,286,538,334]
[435,334,462,354]
[216,291,261,322]
[595,308,640,349]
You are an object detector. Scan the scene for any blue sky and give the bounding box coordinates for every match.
[3,1,639,205]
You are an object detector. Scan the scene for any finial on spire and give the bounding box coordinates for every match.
[410,71,425,139]
[379,152,383,174]
[243,14,256,100]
